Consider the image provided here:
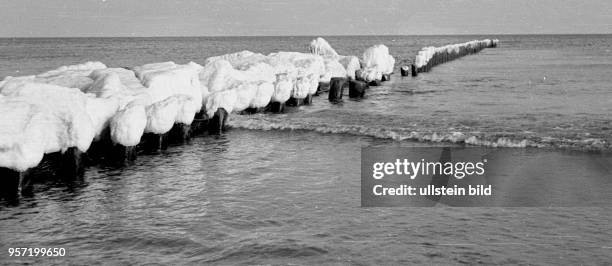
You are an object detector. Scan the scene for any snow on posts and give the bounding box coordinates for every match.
[86,68,150,160]
[140,96,181,151]
[109,103,147,161]
[490,39,499,48]
[135,62,203,119]
[0,98,47,173]
[204,89,236,133]
[329,77,348,103]
[359,44,395,84]
[269,72,292,113]
[288,74,317,107]
[413,39,498,74]
[134,62,207,145]
[309,37,354,96]
[309,37,360,81]
[338,56,360,80]
[203,50,267,68]
[244,81,274,114]
[0,61,108,92]
[0,83,100,179]
[319,58,348,84]
[293,56,326,87]
[199,57,278,117]
[2,83,96,154]
[309,37,340,59]
[400,65,410,76]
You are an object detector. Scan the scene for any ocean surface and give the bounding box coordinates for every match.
[1,35,611,264]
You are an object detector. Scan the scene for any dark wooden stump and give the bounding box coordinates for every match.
[349,80,368,98]
[269,102,285,113]
[303,94,314,105]
[0,167,21,200]
[208,108,228,135]
[329,77,347,103]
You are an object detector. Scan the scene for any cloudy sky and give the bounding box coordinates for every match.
[1,0,611,37]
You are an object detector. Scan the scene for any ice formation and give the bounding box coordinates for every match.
[0,37,394,172]
[0,82,111,171]
[199,50,331,116]
[358,44,395,82]
[0,61,107,92]
[414,39,499,71]
[109,102,147,147]
[338,56,361,80]
[309,37,339,59]
[309,37,361,80]
[0,97,48,171]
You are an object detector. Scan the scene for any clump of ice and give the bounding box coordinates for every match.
[0,81,120,171]
[338,56,361,80]
[250,81,274,108]
[309,37,339,59]
[110,102,147,146]
[320,59,347,83]
[358,44,395,82]
[309,37,362,80]
[0,97,48,171]
[0,61,107,92]
[268,73,289,103]
[205,89,238,117]
[145,96,181,134]
[414,39,499,68]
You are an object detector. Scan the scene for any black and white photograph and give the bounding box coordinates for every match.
[1,0,611,265]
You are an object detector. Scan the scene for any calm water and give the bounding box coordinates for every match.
[1,35,611,264]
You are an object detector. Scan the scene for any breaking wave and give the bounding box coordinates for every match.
[228,115,610,152]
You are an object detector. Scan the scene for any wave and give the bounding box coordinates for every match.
[228,115,610,152]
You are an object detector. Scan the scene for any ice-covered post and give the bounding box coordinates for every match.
[400,66,410,76]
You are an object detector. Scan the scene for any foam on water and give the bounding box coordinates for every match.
[228,114,609,151]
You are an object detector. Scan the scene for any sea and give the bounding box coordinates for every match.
[0,35,611,264]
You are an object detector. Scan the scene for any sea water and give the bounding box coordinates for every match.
[1,35,611,264]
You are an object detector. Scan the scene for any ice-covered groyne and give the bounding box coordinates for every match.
[309,38,395,102]
[408,39,499,76]
[357,44,395,84]
[0,37,398,200]
[0,61,206,178]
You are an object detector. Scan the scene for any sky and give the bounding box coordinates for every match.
[1,0,611,37]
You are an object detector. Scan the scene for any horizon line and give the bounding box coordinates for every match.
[1,33,611,39]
